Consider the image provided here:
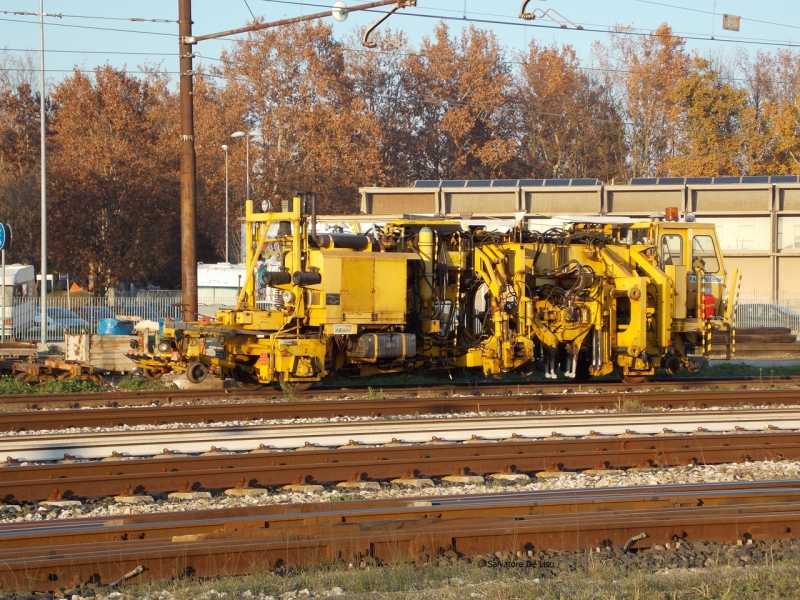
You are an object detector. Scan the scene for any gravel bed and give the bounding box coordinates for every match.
[2,403,797,439]
[2,458,799,523]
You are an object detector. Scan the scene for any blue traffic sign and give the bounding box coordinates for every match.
[0,224,10,251]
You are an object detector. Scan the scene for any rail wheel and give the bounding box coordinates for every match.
[142,368,163,381]
[233,369,263,391]
[278,373,312,394]
[615,364,647,385]
[15,372,34,384]
[186,361,209,384]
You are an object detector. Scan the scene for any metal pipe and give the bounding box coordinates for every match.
[39,0,47,346]
[309,193,320,247]
[178,0,197,321]
[222,144,229,263]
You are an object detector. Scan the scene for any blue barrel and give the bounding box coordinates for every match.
[158,318,166,334]
[98,318,135,336]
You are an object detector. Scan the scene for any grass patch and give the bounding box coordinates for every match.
[0,374,175,395]
[619,397,646,412]
[114,377,176,392]
[112,554,800,600]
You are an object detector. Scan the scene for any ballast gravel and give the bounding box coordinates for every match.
[2,458,799,524]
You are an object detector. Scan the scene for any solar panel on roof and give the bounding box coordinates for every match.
[543,179,570,187]
[492,180,519,187]
[685,177,713,185]
[414,180,441,188]
[570,178,600,186]
[630,178,657,185]
[770,175,800,183]
[518,179,544,186]
[657,177,685,185]
[742,176,769,184]
[465,180,492,187]
[441,180,467,187]
[713,176,741,184]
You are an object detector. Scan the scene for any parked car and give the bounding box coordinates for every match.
[735,303,800,336]
[30,307,90,335]
[33,306,89,329]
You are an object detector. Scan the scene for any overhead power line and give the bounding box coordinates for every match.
[0,10,176,24]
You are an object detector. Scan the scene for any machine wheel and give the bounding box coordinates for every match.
[15,372,34,384]
[186,361,209,384]
[278,373,312,393]
[233,369,263,391]
[142,368,163,381]
[615,364,647,385]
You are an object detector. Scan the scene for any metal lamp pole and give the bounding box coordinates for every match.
[39,0,47,346]
[222,144,229,263]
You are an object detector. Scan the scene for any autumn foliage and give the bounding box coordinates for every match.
[0,22,799,289]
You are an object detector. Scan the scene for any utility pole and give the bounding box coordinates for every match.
[177,0,414,320]
[178,0,197,321]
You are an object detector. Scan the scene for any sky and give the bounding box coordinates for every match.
[1,0,799,84]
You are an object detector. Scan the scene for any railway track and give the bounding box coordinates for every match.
[2,375,797,410]
[4,408,800,462]
[3,480,800,590]
[1,387,799,434]
[0,430,797,502]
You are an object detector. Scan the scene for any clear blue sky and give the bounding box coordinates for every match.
[1,0,799,83]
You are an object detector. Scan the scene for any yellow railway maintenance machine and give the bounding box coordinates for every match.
[129,196,740,387]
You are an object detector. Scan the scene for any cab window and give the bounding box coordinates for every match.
[660,234,683,267]
[692,235,720,273]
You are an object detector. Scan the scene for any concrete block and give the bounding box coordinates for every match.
[391,477,434,488]
[168,492,212,500]
[336,480,380,490]
[114,495,154,504]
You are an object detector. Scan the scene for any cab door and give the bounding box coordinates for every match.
[688,232,724,318]
[660,232,687,319]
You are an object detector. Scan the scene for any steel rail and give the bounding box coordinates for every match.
[3,482,800,590]
[1,431,797,502]
[3,388,800,434]
[1,375,797,410]
[4,408,800,462]
[2,483,800,550]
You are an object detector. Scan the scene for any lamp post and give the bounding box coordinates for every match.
[230,130,262,201]
[221,144,229,263]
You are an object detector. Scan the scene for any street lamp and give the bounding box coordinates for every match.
[230,130,262,201]
[221,144,229,263]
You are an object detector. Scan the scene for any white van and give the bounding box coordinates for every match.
[2,264,36,339]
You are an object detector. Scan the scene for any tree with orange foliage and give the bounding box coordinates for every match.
[594,24,690,178]
[209,22,383,215]
[661,57,746,176]
[515,41,626,181]
[400,23,516,180]
[48,66,180,291]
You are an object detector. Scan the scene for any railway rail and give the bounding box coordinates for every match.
[2,375,798,410]
[3,480,800,590]
[4,408,800,462]
[2,387,800,434]
[0,430,797,502]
